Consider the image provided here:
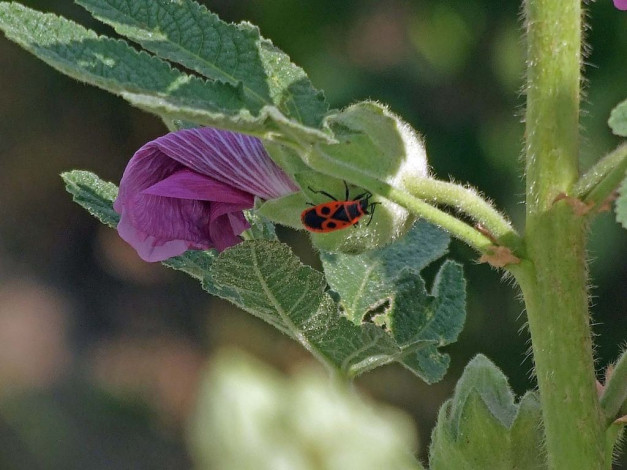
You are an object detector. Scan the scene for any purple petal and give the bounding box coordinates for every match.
[113,146,183,215]
[203,202,251,251]
[113,127,293,261]
[141,169,254,205]
[114,156,255,261]
[151,128,299,199]
[117,211,193,262]
[118,194,211,261]
[228,212,250,235]
[116,192,254,261]
[615,0,627,9]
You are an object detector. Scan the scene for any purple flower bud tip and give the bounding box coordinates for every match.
[114,127,298,262]
[615,0,627,9]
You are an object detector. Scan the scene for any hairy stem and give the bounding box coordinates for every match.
[600,349,627,425]
[516,0,606,468]
[574,143,627,208]
[403,178,522,250]
[301,146,497,253]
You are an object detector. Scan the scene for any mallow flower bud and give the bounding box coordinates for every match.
[291,101,429,253]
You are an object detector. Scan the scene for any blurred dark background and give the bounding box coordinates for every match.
[0,0,625,468]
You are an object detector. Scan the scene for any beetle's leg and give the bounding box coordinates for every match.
[308,186,338,201]
[343,180,350,200]
[365,202,381,226]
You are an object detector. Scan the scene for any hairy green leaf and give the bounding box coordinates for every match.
[77,0,328,128]
[61,170,119,227]
[609,99,627,137]
[429,355,546,469]
[61,171,457,379]
[0,3,331,143]
[321,220,464,383]
[162,250,219,293]
[321,220,450,322]
[390,261,466,383]
[0,4,243,110]
[121,92,334,144]
[210,241,402,376]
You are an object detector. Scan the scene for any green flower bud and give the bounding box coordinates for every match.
[307,102,428,252]
[259,101,430,254]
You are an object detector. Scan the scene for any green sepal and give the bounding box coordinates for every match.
[256,192,308,230]
[315,102,428,184]
[242,207,278,242]
[429,355,546,469]
[263,141,313,176]
[296,102,429,253]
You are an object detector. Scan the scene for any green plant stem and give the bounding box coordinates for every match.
[574,143,627,207]
[606,423,625,468]
[299,145,497,253]
[376,182,494,253]
[337,175,494,253]
[515,0,606,468]
[403,177,520,247]
[600,349,627,425]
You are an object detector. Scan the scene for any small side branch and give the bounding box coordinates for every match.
[403,177,522,251]
[600,349,627,426]
[574,143,627,209]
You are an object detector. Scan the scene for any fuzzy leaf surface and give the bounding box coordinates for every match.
[62,170,120,228]
[77,0,328,128]
[321,221,463,383]
[210,241,402,376]
[389,261,466,383]
[61,171,452,379]
[429,355,546,469]
[321,220,450,322]
[0,4,242,111]
[0,3,331,143]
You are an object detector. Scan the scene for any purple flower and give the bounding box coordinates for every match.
[615,0,627,9]
[113,127,298,262]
